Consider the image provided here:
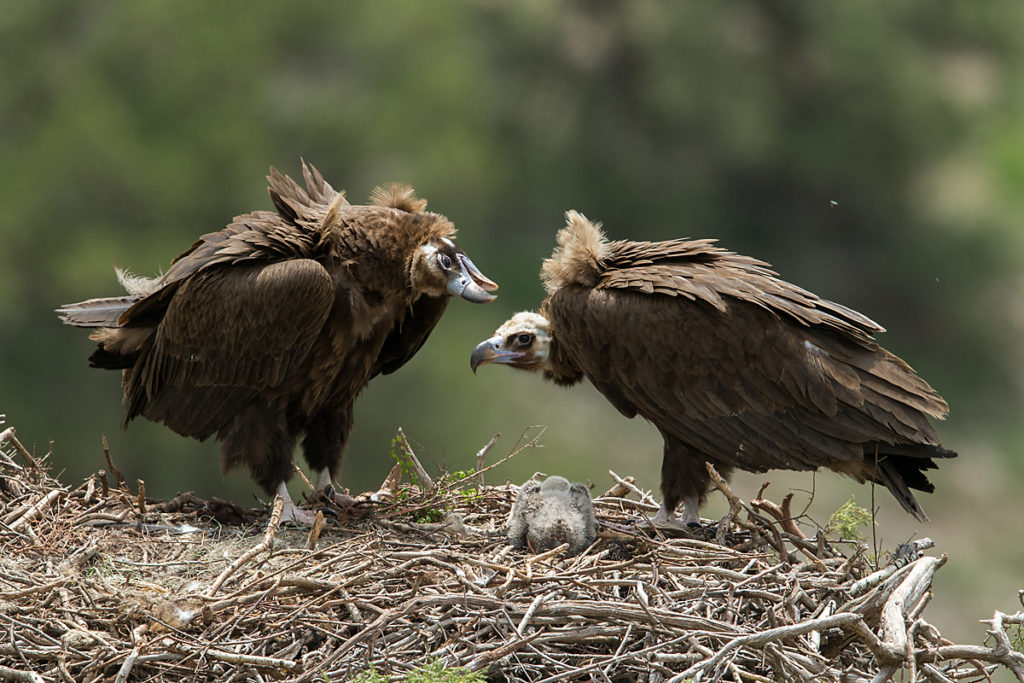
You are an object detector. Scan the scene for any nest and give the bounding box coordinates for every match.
[1,421,1023,683]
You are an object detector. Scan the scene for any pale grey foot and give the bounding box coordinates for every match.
[651,495,702,530]
[311,467,365,512]
[275,482,316,526]
[314,467,334,496]
[681,494,701,526]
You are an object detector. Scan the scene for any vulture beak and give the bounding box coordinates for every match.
[470,336,524,373]
[448,253,499,303]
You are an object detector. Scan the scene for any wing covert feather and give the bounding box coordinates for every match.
[132,259,334,406]
[547,284,943,473]
[597,239,884,341]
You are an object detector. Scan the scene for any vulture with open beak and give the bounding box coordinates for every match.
[59,162,498,523]
[471,211,955,527]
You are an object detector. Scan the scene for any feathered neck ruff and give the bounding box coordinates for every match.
[369,182,455,247]
[541,211,610,293]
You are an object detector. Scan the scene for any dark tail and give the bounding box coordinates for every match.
[88,344,137,369]
[872,444,957,522]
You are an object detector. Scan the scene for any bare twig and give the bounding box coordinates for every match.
[206,495,284,597]
[877,555,947,663]
[605,470,658,507]
[101,436,127,488]
[136,479,147,515]
[0,665,44,683]
[471,425,547,481]
[397,427,434,490]
[475,433,500,488]
[1,428,39,468]
[706,462,789,562]
[9,490,64,531]
[678,612,868,680]
[306,510,325,550]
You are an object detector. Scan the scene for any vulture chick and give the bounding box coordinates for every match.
[472,211,955,527]
[506,476,596,555]
[59,162,498,524]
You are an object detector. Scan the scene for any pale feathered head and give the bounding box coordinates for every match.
[540,210,610,293]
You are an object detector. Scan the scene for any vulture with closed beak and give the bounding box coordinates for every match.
[59,162,498,523]
[471,211,955,527]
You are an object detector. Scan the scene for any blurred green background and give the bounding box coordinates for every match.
[2,1,1022,648]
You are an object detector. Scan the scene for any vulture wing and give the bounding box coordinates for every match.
[125,259,334,439]
[546,238,948,474]
[372,294,450,377]
[598,238,884,342]
[121,161,336,326]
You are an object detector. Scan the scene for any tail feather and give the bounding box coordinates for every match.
[872,444,957,522]
[88,344,136,369]
[56,296,138,327]
[876,458,929,522]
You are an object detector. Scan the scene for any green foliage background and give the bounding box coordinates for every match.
[2,1,1022,646]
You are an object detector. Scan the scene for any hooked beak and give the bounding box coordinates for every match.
[470,336,524,373]
[447,253,499,303]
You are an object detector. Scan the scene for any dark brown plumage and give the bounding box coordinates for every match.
[471,211,955,526]
[59,162,498,523]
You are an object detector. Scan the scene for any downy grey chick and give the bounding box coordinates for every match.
[506,476,596,555]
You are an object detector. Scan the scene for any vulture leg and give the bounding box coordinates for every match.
[654,433,732,528]
[219,401,316,524]
[302,404,354,502]
[314,467,334,494]
[219,400,295,497]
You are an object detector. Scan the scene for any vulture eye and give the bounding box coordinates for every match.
[515,333,534,346]
[436,253,453,270]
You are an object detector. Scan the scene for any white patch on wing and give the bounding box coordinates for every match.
[804,340,829,357]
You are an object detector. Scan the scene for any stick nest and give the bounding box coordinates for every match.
[1,423,1022,683]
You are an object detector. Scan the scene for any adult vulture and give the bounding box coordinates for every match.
[471,211,954,527]
[59,162,498,523]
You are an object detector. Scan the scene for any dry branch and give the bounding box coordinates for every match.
[475,432,500,488]
[101,435,126,488]
[396,426,434,490]
[206,494,284,597]
[0,427,39,468]
[0,422,1020,682]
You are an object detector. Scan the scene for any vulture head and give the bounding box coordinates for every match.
[470,311,552,373]
[411,237,498,303]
